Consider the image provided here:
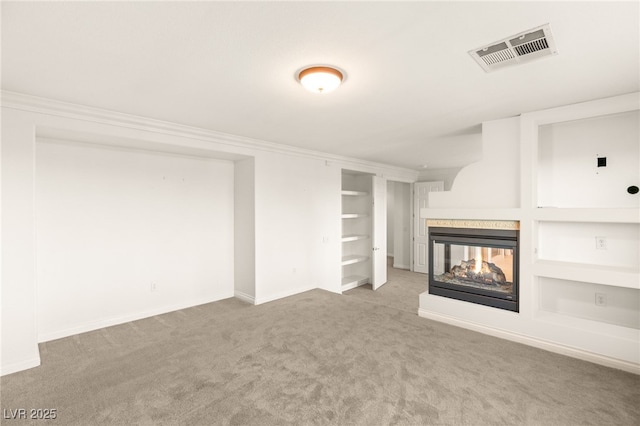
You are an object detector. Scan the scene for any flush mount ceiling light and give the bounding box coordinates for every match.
[297,66,344,94]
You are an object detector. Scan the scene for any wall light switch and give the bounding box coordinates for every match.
[597,157,607,167]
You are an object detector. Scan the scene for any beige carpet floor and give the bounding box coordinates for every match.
[1,266,638,425]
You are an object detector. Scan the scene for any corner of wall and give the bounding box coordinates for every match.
[429,116,521,209]
[234,157,256,301]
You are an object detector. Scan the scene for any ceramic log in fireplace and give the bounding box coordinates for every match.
[428,221,519,312]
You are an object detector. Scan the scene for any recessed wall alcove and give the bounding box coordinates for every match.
[33,127,253,343]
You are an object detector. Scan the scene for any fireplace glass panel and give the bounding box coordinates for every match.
[433,242,515,296]
[429,226,519,311]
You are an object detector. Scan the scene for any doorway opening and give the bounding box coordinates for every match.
[386,181,411,271]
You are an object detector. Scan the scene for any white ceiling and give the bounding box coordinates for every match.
[2,1,639,171]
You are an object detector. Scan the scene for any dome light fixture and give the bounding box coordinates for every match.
[297,66,344,94]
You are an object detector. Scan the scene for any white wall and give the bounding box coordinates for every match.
[253,151,341,302]
[538,111,639,208]
[234,157,256,302]
[35,139,235,341]
[1,108,40,374]
[429,117,520,208]
[418,167,462,191]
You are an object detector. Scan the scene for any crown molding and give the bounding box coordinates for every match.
[1,91,419,181]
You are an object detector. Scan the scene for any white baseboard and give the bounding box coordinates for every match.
[418,308,640,375]
[234,290,256,305]
[1,357,41,377]
[255,285,316,305]
[393,263,410,270]
[38,292,234,343]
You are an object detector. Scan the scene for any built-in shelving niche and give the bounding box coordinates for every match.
[533,105,640,357]
[538,276,640,331]
[341,172,372,292]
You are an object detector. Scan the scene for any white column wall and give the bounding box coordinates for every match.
[429,117,520,208]
[253,152,341,302]
[1,109,41,373]
[234,157,256,303]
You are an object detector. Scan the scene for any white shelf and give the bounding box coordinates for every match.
[341,213,368,219]
[533,260,640,289]
[341,255,369,266]
[421,208,521,221]
[341,275,369,291]
[534,208,640,223]
[342,190,368,196]
[535,310,639,341]
[341,234,369,242]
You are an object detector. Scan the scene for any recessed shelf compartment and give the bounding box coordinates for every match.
[533,260,640,289]
[537,221,639,271]
[537,110,640,210]
[341,255,369,266]
[341,234,369,242]
[341,190,368,196]
[538,276,640,330]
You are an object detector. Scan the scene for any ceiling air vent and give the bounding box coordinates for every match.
[469,24,558,72]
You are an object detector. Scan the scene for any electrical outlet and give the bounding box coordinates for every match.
[595,293,607,306]
[595,236,607,250]
[150,282,158,292]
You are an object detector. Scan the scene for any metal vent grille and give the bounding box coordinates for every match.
[480,48,515,66]
[514,38,549,56]
[469,24,558,72]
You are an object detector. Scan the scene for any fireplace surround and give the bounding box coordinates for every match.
[428,220,519,312]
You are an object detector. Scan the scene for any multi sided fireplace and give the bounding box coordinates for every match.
[428,220,519,312]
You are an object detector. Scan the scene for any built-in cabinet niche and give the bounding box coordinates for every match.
[533,109,640,335]
[341,171,372,291]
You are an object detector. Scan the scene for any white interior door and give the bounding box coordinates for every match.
[413,181,444,274]
[372,175,387,290]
